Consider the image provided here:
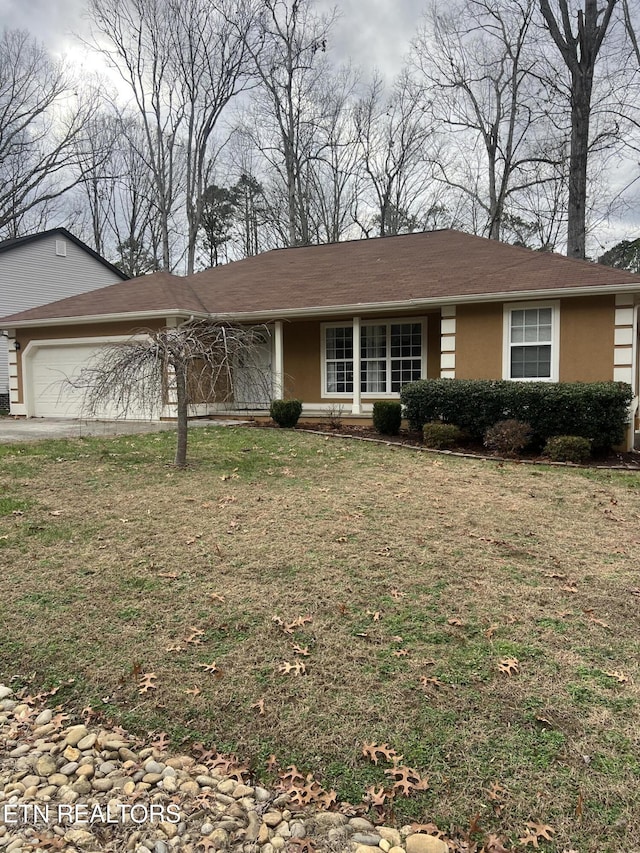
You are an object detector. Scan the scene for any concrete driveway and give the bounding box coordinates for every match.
[0,417,249,444]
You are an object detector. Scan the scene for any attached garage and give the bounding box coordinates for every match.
[23,338,152,420]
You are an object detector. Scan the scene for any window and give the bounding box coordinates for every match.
[504,302,559,381]
[323,321,424,396]
[325,326,353,393]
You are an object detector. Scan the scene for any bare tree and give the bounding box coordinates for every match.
[353,72,433,237]
[306,65,361,243]
[73,109,121,256]
[87,0,181,269]
[539,0,619,258]
[0,29,99,238]
[243,0,335,246]
[77,320,271,467]
[109,117,163,276]
[411,0,559,242]
[168,0,257,273]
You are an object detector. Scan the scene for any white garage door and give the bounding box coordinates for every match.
[27,343,151,420]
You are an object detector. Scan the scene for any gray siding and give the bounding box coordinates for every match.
[0,234,123,392]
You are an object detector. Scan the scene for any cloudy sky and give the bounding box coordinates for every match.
[0,0,421,80]
[0,0,638,248]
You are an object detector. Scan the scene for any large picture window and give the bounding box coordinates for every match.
[504,302,559,381]
[324,321,424,396]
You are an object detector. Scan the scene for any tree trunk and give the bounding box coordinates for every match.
[567,72,591,259]
[174,362,188,468]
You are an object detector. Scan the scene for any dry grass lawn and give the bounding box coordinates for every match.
[1,426,639,851]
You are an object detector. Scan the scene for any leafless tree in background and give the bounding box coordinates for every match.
[539,0,619,258]
[0,29,99,239]
[87,0,180,269]
[167,0,257,273]
[305,65,361,244]
[353,72,433,237]
[242,0,335,246]
[411,0,556,242]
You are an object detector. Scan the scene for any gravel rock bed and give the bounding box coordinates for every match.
[0,685,447,853]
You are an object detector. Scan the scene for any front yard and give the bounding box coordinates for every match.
[0,427,639,851]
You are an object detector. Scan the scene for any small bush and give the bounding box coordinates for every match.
[422,421,462,449]
[544,435,591,464]
[484,419,532,456]
[373,401,402,435]
[270,399,303,428]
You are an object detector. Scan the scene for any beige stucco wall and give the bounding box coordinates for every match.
[559,295,615,382]
[427,313,441,379]
[456,296,616,381]
[456,303,503,379]
[282,320,322,401]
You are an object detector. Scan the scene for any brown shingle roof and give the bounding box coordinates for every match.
[2,230,640,326]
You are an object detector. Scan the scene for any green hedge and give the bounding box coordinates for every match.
[400,379,633,450]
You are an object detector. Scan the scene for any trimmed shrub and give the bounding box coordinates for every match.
[400,379,632,451]
[373,401,402,435]
[422,421,463,449]
[270,399,303,428]
[544,435,592,464]
[484,419,532,456]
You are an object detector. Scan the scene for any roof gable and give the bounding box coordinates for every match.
[0,228,129,282]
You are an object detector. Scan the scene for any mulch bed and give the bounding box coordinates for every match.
[251,420,640,470]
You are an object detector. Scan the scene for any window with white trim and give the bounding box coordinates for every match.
[325,326,354,393]
[504,303,559,381]
[324,321,424,395]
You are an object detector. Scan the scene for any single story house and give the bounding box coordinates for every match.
[0,228,128,408]
[1,229,639,445]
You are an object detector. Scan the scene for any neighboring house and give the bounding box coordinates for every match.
[0,228,129,409]
[1,229,639,445]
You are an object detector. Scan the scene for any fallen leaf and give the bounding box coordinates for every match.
[384,764,429,796]
[362,742,402,765]
[185,686,201,697]
[519,823,554,848]
[497,657,519,676]
[447,617,464,626]
[486,782,508,802]
[390,588,406,600]
[419,676,445,689]
[138,672,157,694]
[251,698,266,715]
[485,624,498,639]
[392,649,409,657]
[292,644,310,656]
[604,670,629,683]
[483,834,511,853]
[198,661,220,675]
[364,784,389,807]
[278,660,307,676]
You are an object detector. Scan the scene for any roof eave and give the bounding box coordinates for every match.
[1,282,638,329]
[0,308,205,330]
